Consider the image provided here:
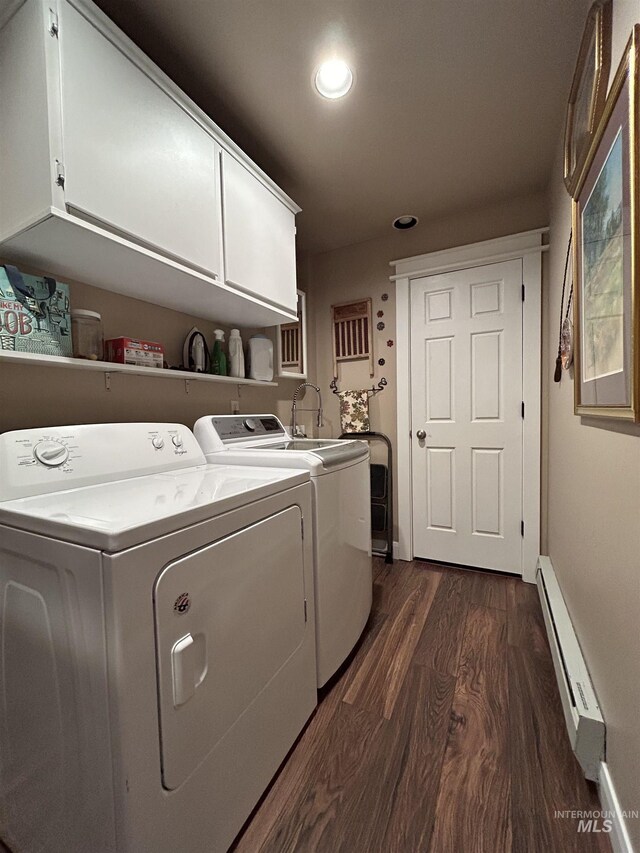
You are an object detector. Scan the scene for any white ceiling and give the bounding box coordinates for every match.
[94,0,589,254]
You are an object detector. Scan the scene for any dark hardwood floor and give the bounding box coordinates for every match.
[233,558,609,853]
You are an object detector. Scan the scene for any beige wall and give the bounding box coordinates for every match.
[0,261,314,436]
[545,0,640,844]
[309,190,549,533]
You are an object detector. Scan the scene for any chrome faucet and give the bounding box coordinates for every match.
[291,382,323,436]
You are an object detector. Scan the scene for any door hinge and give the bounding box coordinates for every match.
[521,520,525,537]
[55,160,65,189]
[304,598,308,622]
[521,284,525,302]
[49,9,59,37]
[521,401,525,419]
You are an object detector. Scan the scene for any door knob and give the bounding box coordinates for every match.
[416,430,427,440]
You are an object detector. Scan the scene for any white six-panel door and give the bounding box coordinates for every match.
[410,260,523,574]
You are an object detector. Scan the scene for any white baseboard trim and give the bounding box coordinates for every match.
[599,761,636,853]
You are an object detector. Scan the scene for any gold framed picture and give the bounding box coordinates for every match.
[564,0,612,197]
[573,26,639,421]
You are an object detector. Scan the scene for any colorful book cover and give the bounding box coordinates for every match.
[0,265,72,357]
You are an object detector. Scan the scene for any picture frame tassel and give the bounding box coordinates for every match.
[555,231,573,383]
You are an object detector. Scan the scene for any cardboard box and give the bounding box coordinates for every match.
[106,337,165,368]
[0,265,72,356]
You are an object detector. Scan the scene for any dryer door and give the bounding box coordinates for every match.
[154,506,307,790]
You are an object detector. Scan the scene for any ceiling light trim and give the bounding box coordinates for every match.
[392,215,419,231]
[314,59,354,99]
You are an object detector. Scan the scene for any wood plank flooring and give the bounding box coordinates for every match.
[233,559,609,853]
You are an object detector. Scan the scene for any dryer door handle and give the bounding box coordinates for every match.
[171,633,207,707]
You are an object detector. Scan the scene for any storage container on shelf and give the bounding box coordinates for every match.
[71,310,103,360]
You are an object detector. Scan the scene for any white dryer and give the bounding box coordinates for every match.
[193,414,372,687]
[0,423,316,853]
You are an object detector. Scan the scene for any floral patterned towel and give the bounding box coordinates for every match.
[338,390,370,433]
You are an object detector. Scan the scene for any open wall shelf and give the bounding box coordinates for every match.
[0,350,277,388]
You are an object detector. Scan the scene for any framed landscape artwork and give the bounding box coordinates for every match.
[564,0,612,197]
[573,26,639,420]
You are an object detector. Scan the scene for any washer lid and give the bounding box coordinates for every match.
[248,438,368,468]
[0,464,308,551]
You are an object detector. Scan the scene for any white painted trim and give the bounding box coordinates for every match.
[389,243,549,282]
[599,762,636,853]
[395,276,413,561]
[390,227,548,275]
[393,231,544,577]
[522,250,541,582]
[276,289,308,379]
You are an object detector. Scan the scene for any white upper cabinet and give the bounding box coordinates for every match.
[0,0,299,327]
[58,1,222,278]
[221,152,298,314]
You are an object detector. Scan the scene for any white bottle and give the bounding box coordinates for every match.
[228,328,245,378]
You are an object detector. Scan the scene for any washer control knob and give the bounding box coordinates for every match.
[152,436,165,450]
[34,440,69,467]
[243,418,258,432]
[171,434,183,448]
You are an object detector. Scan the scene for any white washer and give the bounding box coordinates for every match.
[193,414,372,687]
[0,422,316,853]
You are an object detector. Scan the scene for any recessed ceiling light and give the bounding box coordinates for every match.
[314,59,353,99]
[393,215,419,230]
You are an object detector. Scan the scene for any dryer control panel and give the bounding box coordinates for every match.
[0,423,206,501]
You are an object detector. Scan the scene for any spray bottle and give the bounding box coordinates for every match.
[211,329,227,376]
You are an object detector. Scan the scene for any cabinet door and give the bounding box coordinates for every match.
[221,151,297,313]
[58,1,221,278]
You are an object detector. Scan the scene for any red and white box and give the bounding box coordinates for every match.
[105,337,165,368]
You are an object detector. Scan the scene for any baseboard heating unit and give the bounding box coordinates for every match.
[536,556,605,781]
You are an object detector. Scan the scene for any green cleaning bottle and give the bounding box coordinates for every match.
[211,329,227,375]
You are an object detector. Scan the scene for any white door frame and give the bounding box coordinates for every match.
[391,229,547,583]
